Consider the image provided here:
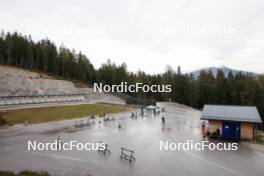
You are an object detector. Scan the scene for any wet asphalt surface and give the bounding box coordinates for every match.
[0,102,264,176]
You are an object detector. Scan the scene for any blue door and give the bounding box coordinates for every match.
[222,121,240,141]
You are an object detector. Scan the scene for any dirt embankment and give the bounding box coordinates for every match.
[0,65,125,104]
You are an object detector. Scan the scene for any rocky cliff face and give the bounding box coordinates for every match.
[0,65,125,104]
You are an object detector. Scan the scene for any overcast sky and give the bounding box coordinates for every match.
[1,0,264,74]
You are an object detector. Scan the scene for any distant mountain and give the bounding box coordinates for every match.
[190,66,258,79]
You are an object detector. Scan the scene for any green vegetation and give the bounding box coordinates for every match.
[0,31,264,126]
[0,170,92,176]
[0,113,7,126]
[2,104,129,125]
[0,170,51,176]
[255,130,264,144]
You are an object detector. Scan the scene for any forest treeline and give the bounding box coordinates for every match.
[0,31,264,120]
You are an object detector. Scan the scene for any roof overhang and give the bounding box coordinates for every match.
[201,116,263,123]
[201,105,263,123]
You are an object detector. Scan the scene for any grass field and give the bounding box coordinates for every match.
[1,104,130,125]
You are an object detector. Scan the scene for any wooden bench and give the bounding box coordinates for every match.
[97,142,111,155]
[74,120,84,127]
[120,147,135,162]
[74,119,95,128]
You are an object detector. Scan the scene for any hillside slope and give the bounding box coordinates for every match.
[190,66,258,79]
[0,65,125,104]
